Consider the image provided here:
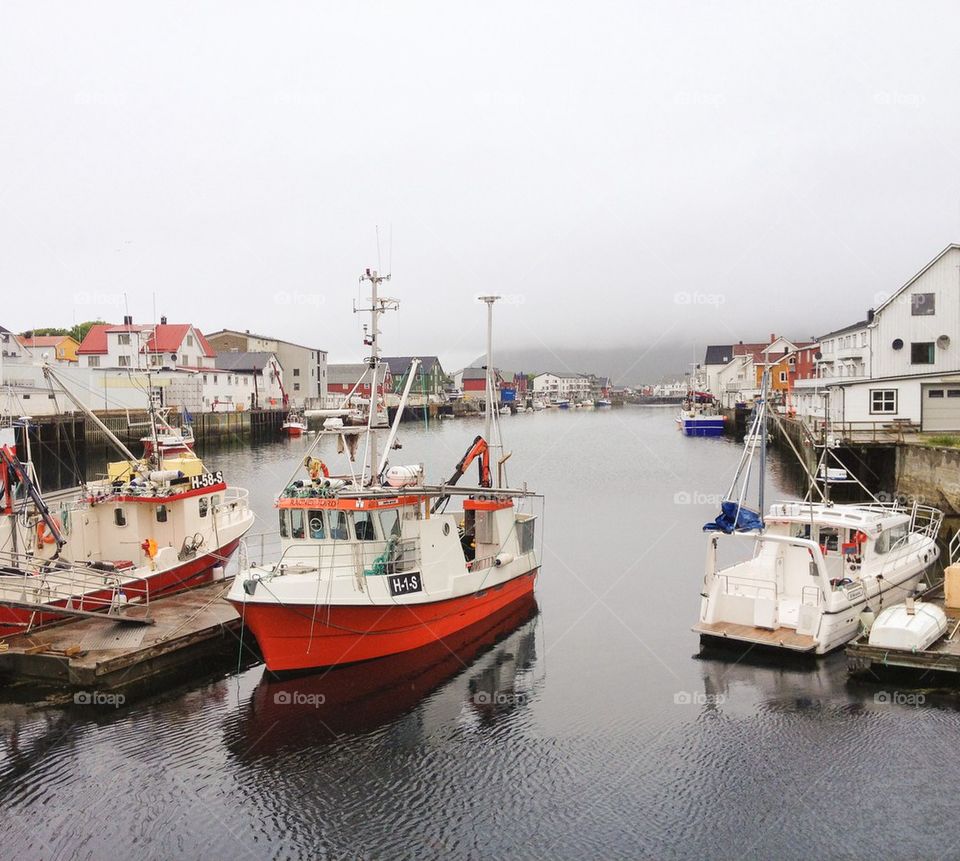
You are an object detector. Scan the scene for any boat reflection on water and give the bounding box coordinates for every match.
[695,643,960,717]
[229,593,540,755]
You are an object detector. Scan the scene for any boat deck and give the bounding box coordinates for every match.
[847,584,960,678]
[694,620,818,652]
[0,581,243,690]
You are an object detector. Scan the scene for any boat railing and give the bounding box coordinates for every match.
[950,530,960,568]
[215,486,250,522]
[240,534,422,580]
[0,550,151,625]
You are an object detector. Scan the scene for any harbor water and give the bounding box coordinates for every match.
[3,407,959,860]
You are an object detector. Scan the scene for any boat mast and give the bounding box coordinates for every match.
[358,268,393,486]
[759,366,768,517]
[478,295,501,488]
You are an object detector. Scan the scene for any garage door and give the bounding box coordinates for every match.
[922,384,960,431]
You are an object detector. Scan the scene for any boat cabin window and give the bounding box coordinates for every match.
[114,508,126,527]
[875,523,909,555]
[379,509,401,539]
[211,495,221,512]
[156,505,168,523]
[308,510,325,540]
[290,509,305,540]
[328,510,349,541]
[279,509,289,538]
[354,511,377,541]
[199,497,208,518]
[818,527,839,553]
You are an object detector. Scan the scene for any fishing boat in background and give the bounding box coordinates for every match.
[677,392,725,437]
[228,275,542,673]
[282,411,307,437]
[596,398,612,407]
[694,373,942,655]
[0,371,254,638]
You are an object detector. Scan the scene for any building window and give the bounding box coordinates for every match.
[294,383,300,391]
[912,293,935,316]
[119,355,131,367]
[118,334,131,345]
[779,371,787,383]
[929,389,944,398]
[911,342,935,364]
[870,389,898,414]
[88,355,100,367]
[186,335,194,347]
[293,368,300,377]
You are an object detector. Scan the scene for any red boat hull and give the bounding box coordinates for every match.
[0,537,241,638]
[233,568,538,672]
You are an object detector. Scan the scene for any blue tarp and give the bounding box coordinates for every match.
[703,500,764,534]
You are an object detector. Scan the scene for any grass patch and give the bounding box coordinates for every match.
[926,434,960,447]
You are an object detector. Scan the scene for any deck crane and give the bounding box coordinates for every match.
[431,435,491,513]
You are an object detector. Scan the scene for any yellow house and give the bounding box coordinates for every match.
[20,334,80,363]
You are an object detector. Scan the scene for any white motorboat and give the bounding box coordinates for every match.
[694,372,943,655]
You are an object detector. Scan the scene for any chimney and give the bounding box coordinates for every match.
[770,333,776,343]
[123,314,132,325]
[160,315,167,325]
[867,308,875,322]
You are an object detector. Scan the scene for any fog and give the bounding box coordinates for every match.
[2,1,959,373]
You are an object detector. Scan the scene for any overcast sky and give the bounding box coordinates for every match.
[2,1,960,369]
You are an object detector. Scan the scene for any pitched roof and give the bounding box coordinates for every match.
[78,322,214,357]
[328,363,377,385]
[873,243,960,316]
[205,328,325,354]
[461,366,488,381]
[817,320,870,340]
[704,344,734,365]
[214,351,279,372]
[20,335,72,348]
[381,356,443,376]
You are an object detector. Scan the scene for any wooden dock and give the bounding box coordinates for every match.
[0,581,244,690]
[847,584,960,679]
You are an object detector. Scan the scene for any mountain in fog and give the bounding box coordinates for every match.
[469,343,703,386]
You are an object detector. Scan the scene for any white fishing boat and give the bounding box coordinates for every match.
[0,373,254,638]
[531,399,546,411]
[694,373,942,655]
[227,275,542,672]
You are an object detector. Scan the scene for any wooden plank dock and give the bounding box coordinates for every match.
[0,581,244,690]
[847,583,960,679]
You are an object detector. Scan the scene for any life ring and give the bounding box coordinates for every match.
[306,457,329,480]
[36,517,62,545]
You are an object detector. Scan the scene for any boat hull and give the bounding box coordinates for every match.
[233,568,539,672]
[681,417,725,437]
[0,537,242,638]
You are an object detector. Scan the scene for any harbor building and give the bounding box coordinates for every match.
[206,329,327,409]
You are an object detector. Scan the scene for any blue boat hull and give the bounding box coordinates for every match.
[681,417,725,437]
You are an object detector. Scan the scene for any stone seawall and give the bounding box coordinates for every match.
[896,444,960,515]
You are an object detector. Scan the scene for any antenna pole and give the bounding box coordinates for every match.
[479,295,501,487]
